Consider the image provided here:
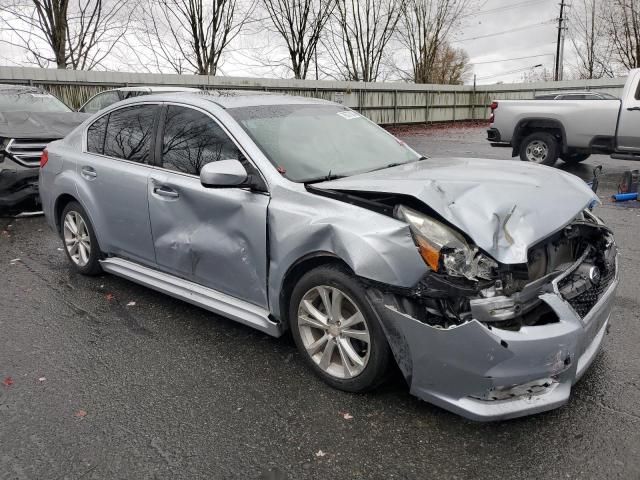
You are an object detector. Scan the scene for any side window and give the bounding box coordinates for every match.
[80,91,121,113]
[161,106,243,175]
[86,115,108,154]
[103,104,157,164]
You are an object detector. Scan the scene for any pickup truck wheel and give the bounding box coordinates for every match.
[560,152,591,164]
[289,264,391,393]
[519,132,559,166]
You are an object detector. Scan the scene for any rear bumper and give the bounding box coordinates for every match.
[487,128,510,147]
[371,255,619,422]
[0,157,40,209]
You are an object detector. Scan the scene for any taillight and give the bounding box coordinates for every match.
[40,149,49,168]
[489,101,498,124]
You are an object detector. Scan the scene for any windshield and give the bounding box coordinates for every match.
[228,104,421,182]
[0,88,72,113]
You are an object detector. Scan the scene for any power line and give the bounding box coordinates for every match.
[451,20,555,43]
[469,52,555,65]
[461,0,551,19]
[477,64,545,81]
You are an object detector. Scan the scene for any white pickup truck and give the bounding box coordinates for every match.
[487,69,640,165]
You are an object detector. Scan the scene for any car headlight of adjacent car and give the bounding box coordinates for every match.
[395,205,497,281]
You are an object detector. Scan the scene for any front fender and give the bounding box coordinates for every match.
[267,185,428,319]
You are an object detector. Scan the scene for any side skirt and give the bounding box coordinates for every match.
[100,257,283,337]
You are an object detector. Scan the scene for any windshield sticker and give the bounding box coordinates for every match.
[337,111,360,120]
[30,93,51,98]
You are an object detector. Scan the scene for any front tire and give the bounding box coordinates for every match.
[519,132,559,166]
[289,264,391,393]
[60,201,102,275]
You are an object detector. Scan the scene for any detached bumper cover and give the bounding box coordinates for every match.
[370,255,619,421]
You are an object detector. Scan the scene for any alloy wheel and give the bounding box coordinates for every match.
[297,286,371,379]
[63,211,91,267]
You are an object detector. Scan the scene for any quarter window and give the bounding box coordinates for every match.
[103,105,157,164]
[161,106,243,175]
[86,115,107,154]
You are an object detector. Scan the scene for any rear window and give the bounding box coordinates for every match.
[0,88,71,113]
[102,105,157,164]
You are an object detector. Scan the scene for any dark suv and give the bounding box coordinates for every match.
[0,84,89,212]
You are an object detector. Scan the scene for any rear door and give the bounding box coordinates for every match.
[147,104,269,307]
[78,104,159,265]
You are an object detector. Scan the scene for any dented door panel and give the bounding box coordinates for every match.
[148,171,270,308]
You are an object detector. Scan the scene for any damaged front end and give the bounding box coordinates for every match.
[367,208,618,421]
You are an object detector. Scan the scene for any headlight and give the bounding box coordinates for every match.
[395,205,496,280]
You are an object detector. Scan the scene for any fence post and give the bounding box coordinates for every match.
[472,86,476,120]
[453,91,456,122]
[393,90,398,124]
[425,89,429,124]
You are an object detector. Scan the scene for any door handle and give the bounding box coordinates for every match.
[627,107,640,111]
[81,166,97,180]
[153,186,179,199]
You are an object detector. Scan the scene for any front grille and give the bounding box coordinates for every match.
[560,263,615,318]
[5,138,56,167]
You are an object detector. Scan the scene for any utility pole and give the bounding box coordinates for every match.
[555,0,567,81]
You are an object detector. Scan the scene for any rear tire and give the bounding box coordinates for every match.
[289,264,391,393]
[519,132,559,166]
[561,152,590,164]
[60,201,102,276]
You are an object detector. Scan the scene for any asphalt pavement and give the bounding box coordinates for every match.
[1,123,639,479]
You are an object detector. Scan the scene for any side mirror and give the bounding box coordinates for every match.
[200,160,248,188]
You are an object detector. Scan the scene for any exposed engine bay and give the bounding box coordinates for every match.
[311,187,617,331]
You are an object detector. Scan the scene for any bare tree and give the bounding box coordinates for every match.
[569,0,614,79]
[260,0,334,79]
[427,42,469,84]
[606,0,640,71]
[397,0,469,83]
[325,0,406,82]
[0,0,131,69]
[138,0,254,76]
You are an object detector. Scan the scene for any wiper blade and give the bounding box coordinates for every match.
[304,174,346,184]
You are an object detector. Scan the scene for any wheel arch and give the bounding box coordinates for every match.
[511,118,567,156]
[53,193,80,234]
[277,252,354,330]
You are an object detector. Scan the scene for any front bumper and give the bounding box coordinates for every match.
[370,255,619,422]
[0,156,40,209]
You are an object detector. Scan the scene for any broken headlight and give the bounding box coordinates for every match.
[395,205,497,281]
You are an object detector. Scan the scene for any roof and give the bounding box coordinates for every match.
[0,84,45,94]
[194,89,333,109]
[115,86,201,93]
[539,91,604,96]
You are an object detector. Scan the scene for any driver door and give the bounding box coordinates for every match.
[148,104,270,308]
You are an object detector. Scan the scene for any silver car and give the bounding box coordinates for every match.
[39,92,618,421]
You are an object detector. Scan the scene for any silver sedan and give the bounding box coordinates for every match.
[39,91,618,421]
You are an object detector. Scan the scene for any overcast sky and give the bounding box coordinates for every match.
[459,0,561,84]
[0,0,573,85]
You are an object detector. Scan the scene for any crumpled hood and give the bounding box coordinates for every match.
[0,111,90,139]
[313,158,598,265]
